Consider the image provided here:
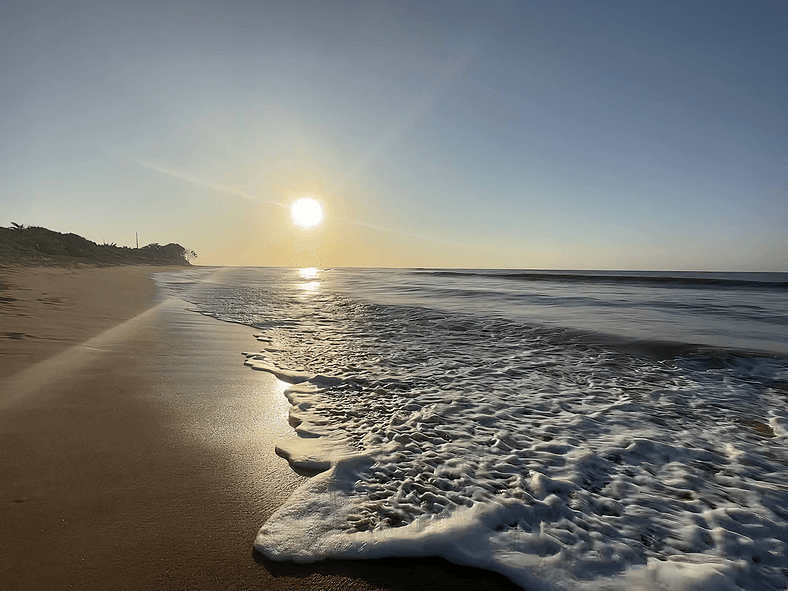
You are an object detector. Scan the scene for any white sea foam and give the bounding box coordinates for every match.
[155,268,788,590]
[248,357,788,590]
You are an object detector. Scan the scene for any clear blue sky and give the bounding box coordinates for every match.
[2,0,786,269]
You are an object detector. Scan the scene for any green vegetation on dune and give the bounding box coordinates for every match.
[0,224,196,267]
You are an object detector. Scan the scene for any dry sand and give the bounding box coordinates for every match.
[0,265,520,591]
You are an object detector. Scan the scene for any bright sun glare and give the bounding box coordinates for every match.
[290,198,323,229]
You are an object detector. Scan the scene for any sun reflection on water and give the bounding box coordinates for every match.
[299,267,319,280]
[297,267,321,292]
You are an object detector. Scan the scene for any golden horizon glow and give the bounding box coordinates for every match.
[290,198,323,229]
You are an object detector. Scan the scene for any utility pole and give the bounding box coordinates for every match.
[136,232,139,249]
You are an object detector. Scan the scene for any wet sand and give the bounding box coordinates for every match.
[0,265,520,590]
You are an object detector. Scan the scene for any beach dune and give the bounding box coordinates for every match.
[0,265,519,591]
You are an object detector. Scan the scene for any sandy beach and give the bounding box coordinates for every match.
[0,265,519,591]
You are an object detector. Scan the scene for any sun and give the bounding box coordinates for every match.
[290,198,323,229]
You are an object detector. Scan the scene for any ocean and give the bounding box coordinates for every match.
[155,267,788,591]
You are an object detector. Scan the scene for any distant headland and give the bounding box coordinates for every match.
[0,223,196,267]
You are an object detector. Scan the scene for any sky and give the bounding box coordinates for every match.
[1,0,787,270]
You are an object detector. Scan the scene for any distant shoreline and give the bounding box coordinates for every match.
[0,224,194,267]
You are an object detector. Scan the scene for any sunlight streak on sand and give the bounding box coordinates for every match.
[0,301,170,410]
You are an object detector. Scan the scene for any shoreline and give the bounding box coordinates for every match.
[0,265,520,590]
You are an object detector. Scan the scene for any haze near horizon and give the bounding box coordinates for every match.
[2,0,786,270]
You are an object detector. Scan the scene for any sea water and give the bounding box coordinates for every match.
[155,267,788,591]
